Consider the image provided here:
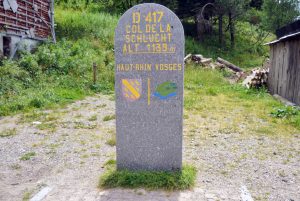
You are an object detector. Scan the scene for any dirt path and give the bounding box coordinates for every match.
[0,94,299,201]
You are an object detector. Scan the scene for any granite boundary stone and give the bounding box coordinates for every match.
[114,3,184,171]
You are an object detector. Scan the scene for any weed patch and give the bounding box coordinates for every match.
[106,135,116,146]
[20,152,36,161]
[88,115,97,121]
[103,114,116,122]
[0,128,17,138]
[74,122,97,129]
[270,106,299,118]
[36,122,57,132]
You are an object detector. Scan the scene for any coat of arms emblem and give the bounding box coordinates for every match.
[122,79,142,101]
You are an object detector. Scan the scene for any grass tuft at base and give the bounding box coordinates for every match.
[99,163,197,190]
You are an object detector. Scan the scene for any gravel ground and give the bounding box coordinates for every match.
[0,94,299,201]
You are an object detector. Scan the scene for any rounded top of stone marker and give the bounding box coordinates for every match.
[115,3,184,35]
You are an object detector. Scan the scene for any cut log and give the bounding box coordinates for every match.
[216,57,243,72]
[242,68,269,89]
[201,58,213,65]
[215,62,225,69]
[191,54,203,63]
[184,54,192,62]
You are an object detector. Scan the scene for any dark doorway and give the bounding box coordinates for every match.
[3,36,11,57]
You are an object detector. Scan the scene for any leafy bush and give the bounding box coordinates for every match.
[185,20,271,69]
[271,107,299,119]
[0,8,117,116]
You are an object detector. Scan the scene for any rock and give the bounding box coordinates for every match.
[135,189,146,195]
[32,121,42,125]
[205,193,217,199]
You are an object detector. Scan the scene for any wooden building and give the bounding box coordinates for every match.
[267,20,300,105]
[0,0,55,58]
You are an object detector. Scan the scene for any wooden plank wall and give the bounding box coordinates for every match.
[0,0,52,39]
[268,36,300,105]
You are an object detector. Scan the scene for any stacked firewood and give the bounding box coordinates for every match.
[184,54,269,88]
[242,68,269,89]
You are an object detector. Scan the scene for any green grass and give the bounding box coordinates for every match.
[184,65,300,133]
[99,162,197,190]
[22,191,31,201]
[106,135,116,146]
[36,122,57,132]
[20,152,36,161]
[0,128,17,138]
[105,159,117,166]
[88,115,98,121]
[103,114,116,121]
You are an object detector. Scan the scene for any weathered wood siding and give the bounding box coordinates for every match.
[268,36,300,105]
[0,0,53,39]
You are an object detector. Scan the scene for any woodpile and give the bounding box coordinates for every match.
[216,57,243,72]
[184,53,270,89]
[242,68,269,89]
[184,54,213,66]
[185,54,242,72]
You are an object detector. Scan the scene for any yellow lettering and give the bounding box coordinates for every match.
[166,24,171,32]
[160,24,165,33]
[125,35,130,43]
[134,44,139,52]
[126,25,130,34]
[157,11,164,22]
[123,45,128,54]
[132,12,140,23]
[178,64,182,71]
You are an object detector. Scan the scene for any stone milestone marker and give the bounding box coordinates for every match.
[115,3,184,171]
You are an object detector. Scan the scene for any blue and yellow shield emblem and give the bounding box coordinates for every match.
[122,79,142,101]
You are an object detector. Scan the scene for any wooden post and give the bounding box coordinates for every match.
[93,62,97,85]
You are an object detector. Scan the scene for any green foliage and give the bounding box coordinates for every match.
[20,152,36,161]
[106,135,116,146]
[99,165,197,190]
[0,128,17,138]
[0,8,116,116]
[103,114,116,121]
[55,8,118,45]
[185,20,271,68]
[270,106,300,129]
[249,0,263,9]
[216,0,250,14]
[104,159,116,166]
[262,0,300,32]
[271,106,299,118]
